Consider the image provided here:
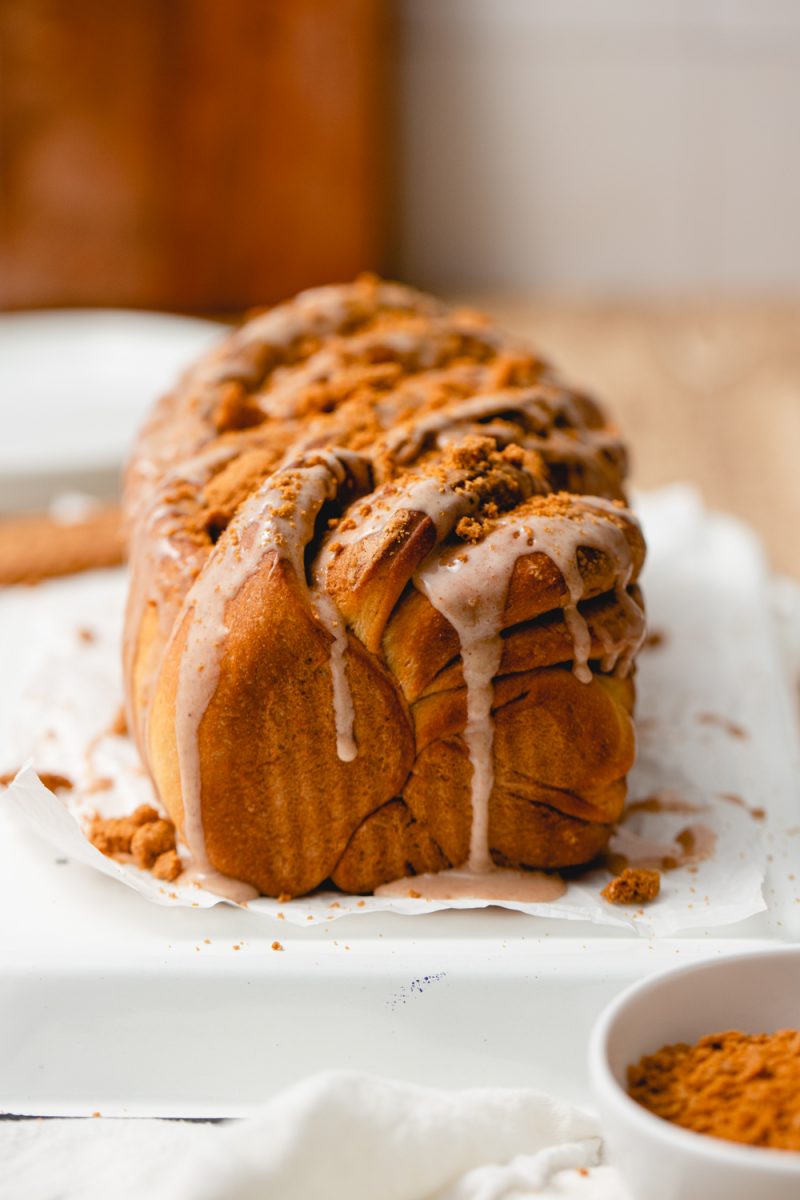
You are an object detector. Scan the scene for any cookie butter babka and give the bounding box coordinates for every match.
[123,277,645,899]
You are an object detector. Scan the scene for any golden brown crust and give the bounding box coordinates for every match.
[123,277,644,896]
[331,798,449,894]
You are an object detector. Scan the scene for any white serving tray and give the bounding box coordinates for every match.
[1,491,798,1118]
[0,810,777,1118]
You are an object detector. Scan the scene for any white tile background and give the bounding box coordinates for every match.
[394,1,800,294]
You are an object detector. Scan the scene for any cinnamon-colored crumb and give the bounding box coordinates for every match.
[455,516,484,543]
[601,867,661,905]
[201,447,279,536]
[441,434,503,474]
[697,712,748,739]
[130,819,176,869]
[38,772,74,793]
[88,805,172,865]
[1,769,73,792]
[77,627,96,644]
[152,849,182,882]
[212,381,265,432]
[507,354,551,389]
[271,940,283,951]
[86,776,114,794]
[628,1030,800,1150]
[625,793,704,817]
[718,793,766,822]
[110,707,128,737]
[88,815,137,856]
[131,804,160,825]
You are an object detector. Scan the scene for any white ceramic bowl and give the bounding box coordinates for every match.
[589,949,800,1200]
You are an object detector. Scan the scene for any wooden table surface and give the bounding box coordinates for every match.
[469,297,800,578]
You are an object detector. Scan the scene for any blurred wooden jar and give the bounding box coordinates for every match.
[0,0,385,311]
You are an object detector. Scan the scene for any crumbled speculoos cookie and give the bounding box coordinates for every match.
[601,867,661,905]
[0,769,74,792]
[88,805,183,882]
[130,819,176,869]
[152,849,182,882]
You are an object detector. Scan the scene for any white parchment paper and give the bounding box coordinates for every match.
[1,486,798,935]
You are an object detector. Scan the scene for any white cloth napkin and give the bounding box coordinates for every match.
[0,1072,626,1200]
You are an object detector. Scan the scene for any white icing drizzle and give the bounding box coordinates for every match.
[204,280,442,370]
[568,497,647,678]
[166,450,364,889]
[376,867,566,902]
[256,320,519,421]
[316,463,644,886]
[382,389,574,464]
[312,479,466,760]
[314,483,467,589]
[311,467,507,770]
[310,585,358,763]
[123,441,246,752]
[415,540,507,873]
[130,281,445,484]
[614,566,646,675]
[412,501,642,877]
[378,387,625,499]
[178,864,258,905]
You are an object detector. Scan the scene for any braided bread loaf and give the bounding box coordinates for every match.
[123,278,645,899]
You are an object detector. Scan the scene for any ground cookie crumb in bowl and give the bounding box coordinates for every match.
[88,804,183,882]
[628,1029,800,1151]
